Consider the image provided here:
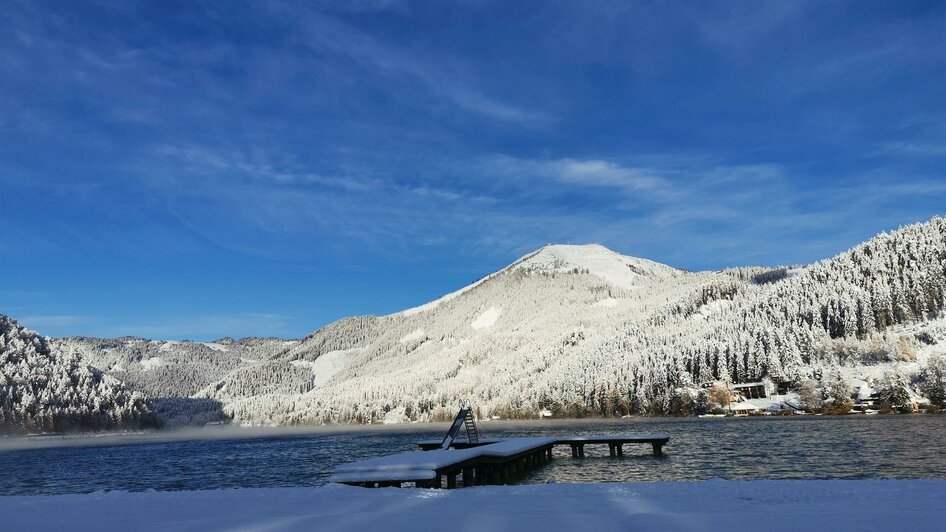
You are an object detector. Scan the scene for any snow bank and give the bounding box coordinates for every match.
[1,480,942,531]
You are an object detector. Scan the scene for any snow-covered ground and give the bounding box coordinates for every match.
[1,480,942,531]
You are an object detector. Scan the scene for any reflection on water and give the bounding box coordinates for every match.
[2,416,945,496]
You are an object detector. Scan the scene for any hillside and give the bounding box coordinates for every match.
[0,315,155,434]
[51,336,293,427]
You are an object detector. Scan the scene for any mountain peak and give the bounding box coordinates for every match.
[511,242,677,289]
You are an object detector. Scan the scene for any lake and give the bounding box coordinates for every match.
[2,416,945,496]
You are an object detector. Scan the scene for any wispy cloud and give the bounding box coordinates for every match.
[534,158,674,197]
[155,144,381,192]
[132,137,946,269]
[879,141,946,157]
[280,6,553,126]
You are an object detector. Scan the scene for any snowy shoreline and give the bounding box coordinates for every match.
[2,479,943,531]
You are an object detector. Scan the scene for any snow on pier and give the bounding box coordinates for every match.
[332,434,671,488]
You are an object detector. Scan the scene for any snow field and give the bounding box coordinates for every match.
[1,480,943,531]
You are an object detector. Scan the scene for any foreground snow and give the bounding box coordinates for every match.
[2,480,943,531]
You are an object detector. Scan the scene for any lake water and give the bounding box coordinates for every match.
[2,416,945,496]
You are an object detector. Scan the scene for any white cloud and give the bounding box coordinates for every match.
[544,159,671,195]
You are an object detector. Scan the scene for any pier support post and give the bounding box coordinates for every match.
[547,448,553,460]
[578,444,585,458]
[463,467,474,486]
[447,473,457,489]
[609,444,616,457]
[571,444,578,458]
[617,444,623,456]
[652,443,663,456]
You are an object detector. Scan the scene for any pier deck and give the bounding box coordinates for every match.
[332,434,669,488]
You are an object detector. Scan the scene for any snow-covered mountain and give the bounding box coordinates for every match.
[194,217,946,425]
[6,217,946,429]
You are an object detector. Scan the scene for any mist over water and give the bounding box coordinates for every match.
[2,416,945,496]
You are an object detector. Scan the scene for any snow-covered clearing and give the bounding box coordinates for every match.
[290,349,357,387]
[691,299,732,320]
[471,307,501,329]
[201,342,228,352]
[399,329,426,344]
[138,357,164,371]
[593,297,619,308]
[1,480,942,531]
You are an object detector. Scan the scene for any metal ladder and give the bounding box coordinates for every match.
[463,410,479,443]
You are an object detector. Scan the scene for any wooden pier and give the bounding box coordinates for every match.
[332,434,670,489]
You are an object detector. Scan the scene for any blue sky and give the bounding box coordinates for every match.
[2,0,945,340]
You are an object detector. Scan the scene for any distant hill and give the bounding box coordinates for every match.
[0,315,155,434]
[51,336,293,427]
[7,216,946,429]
